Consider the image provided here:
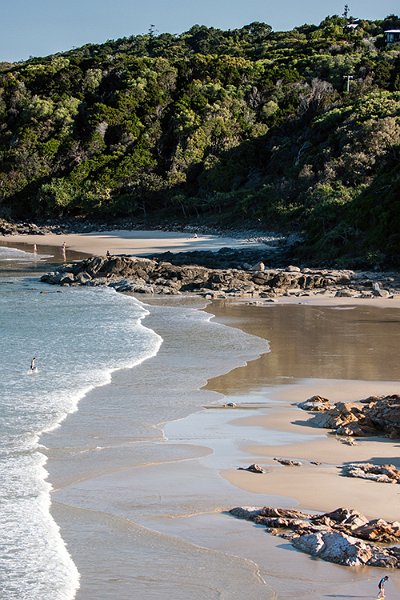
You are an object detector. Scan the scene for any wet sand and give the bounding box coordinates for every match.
[205,301,400,521]
[44,297,400,599]
[3,231,400,598]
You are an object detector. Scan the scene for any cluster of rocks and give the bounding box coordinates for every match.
[0,218,52,236]
[0,217,153,236]
[39,253,400,300]
[230,506,400,568]
[149,245,286,270]
[342,463,400,484]
[146,248,400,293]
[298,394,400,438]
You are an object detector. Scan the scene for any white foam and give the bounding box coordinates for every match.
[0,245,52,262]
[0,279,163,599]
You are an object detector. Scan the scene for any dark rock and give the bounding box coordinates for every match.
[230,505,400,568]
[59,273,76,285]
[39,254,400,308]
[76,271,92,284]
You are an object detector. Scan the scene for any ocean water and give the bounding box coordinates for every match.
[0,246,50,262]
[0,247,162,600]
[1,245,273,600]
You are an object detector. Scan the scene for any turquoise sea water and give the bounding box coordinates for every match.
[0,246,162,599]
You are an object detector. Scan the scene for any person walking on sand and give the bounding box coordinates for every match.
[378,575,389,598]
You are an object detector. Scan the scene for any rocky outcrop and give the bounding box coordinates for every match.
[301,394,400,439]
[40,253,400,300]
[0,218,51,235]
[342,463,400,484]
[230,506,400,568]
[0,217,154,235]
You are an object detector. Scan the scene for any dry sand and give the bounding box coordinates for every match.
[2,229,261,257]
[222,390,400,521]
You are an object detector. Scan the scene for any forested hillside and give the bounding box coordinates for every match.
[1,15,400,265]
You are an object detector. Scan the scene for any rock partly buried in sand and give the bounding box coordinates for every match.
[335,289,356,297]
[338,437,358,446]
[238,464,265,474]
[298,395,333,412]
[229,506,400,568]
[342,463,400,484]
[274,458,303,466]
[230,506,311,520]
[302,394,400,439]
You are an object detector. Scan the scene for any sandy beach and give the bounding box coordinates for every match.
[2,229,263,257]
[3,230,400,599]
[206,301,400,517]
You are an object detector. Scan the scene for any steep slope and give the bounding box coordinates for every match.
[0,15,399,265]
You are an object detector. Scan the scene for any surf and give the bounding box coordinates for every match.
[0,275,162,599]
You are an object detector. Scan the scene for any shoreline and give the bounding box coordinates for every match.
[203,301,400,523]
[3,231,400,598]
[0,229,266,258]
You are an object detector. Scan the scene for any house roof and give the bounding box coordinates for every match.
[384,29,400,33]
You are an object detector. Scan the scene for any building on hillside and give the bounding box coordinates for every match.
[385,30,400,45]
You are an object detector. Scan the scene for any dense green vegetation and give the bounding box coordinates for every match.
[1,14,400,265]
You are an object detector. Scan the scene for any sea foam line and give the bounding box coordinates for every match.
[42,289,162,599]
[15,286,163,600]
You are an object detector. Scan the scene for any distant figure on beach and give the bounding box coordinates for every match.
[33,244,37,254]
[30,357,36,371]
[106,250,111,258]
[193,233,198,239]
[378,576,388,598]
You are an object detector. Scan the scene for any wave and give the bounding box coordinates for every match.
[0,245,53,262]
[0,279,162,599]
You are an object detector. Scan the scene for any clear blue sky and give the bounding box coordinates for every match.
[1,0,399,62]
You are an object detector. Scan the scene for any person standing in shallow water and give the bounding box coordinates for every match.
[30,357,36,371]
[378,575,389,598]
